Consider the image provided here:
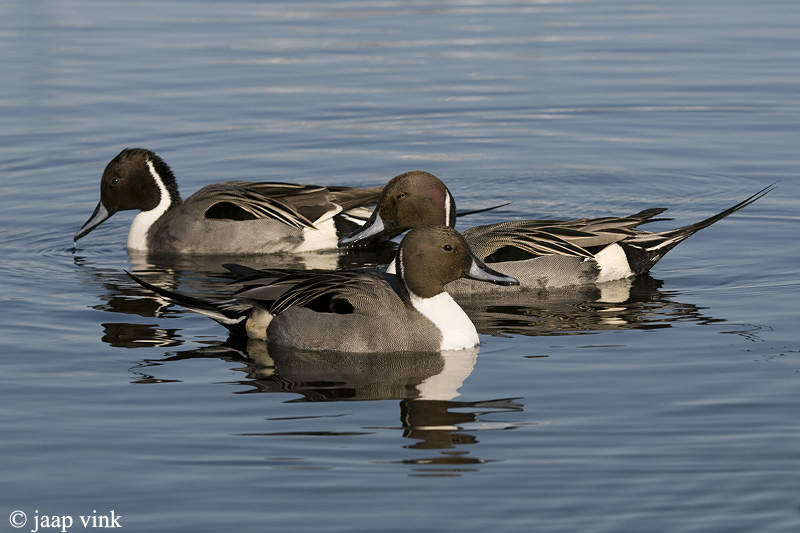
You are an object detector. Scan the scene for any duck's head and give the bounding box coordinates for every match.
[74,148,180,242]
[338,170,455,247]
[396,226,518,299]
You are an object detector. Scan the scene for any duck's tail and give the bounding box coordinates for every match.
[125,271,257,337]
[620,183,776,274]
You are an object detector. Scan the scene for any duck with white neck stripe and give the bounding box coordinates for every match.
[74,148,383,255]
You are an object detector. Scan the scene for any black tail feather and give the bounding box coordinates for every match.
[456,201,512,218]
[621,183,775,274]
[125,271,252,335]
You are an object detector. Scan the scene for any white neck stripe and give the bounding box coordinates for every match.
[126,160,173,251]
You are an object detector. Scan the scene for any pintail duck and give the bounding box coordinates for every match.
[74,148,383,255]
[338,171,774,292]
[127,226,519,352]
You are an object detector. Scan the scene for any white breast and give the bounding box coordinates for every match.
[409,292,479,351]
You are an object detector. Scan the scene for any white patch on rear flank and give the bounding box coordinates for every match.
[126,160,173,252]
[245,305,273,340]
[409,292,479,350]
[594,243,634,283]
[294,217,338,252]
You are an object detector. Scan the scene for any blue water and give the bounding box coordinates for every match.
[1,1,799,531]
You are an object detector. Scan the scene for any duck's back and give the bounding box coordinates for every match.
[446,254,600,294]
[147,206,307,254]
[266,271,443,353]
[144,182,334,254]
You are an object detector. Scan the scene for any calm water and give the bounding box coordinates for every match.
[1,0,799,531]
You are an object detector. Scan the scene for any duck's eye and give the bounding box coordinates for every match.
[396,193,405,200]
[443,244,453,252]
[110,177,120,185]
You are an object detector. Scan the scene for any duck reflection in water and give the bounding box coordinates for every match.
[459,274,725,338]
[104,270,721,472]
[244,342,524,464]
[131,339,524,472]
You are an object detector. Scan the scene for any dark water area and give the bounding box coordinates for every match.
[1,1,798,531]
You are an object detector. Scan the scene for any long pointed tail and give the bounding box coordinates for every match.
[125,271,254,335]
[620,183,776,274]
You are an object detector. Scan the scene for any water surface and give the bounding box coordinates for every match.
[1,1,799,531]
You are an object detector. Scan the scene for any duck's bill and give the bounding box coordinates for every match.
[74,201,114,242]
[338,211,398,247]
[465,257,519,286]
